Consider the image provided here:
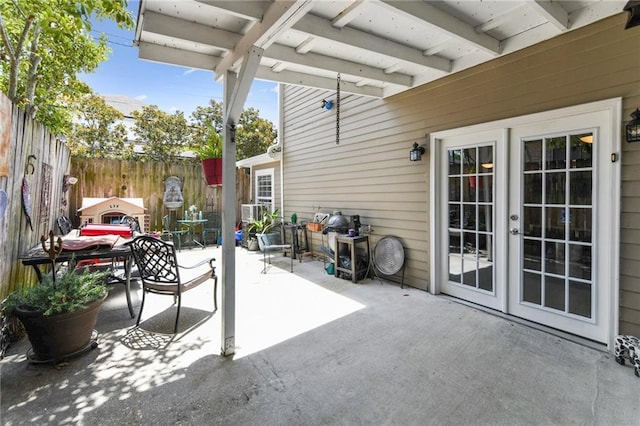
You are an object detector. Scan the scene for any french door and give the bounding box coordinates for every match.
[432,100,620,345]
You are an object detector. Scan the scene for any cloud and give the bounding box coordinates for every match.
[269,84,279,93]
[134,94,148,101]
[183,68,198,75]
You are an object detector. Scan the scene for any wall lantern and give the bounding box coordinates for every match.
[623,1,640,29]
[626,108,640,143]
[410,142,425,161]
[321,99,334,110]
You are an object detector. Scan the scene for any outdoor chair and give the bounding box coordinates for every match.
[202,212,222,247]
[161,214,188,251]
[128,235,218,333]
[257,233,293,274]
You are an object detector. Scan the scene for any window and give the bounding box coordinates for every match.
[255,168,274,211]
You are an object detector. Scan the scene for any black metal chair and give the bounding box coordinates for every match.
[128,235,217,333]
[257,233,293,274]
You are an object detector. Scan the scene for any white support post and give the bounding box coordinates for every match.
[220,48,262,357]
[221,70,237,357]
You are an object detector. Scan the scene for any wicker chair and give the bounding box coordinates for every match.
[128,235,217,333]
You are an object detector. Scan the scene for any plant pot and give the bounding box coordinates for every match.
[202,158,223,186]
[257,232,280,251]
[12,293,107,363]
[247,237,259,251]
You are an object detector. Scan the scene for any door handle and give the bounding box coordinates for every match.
[510,228,520,235]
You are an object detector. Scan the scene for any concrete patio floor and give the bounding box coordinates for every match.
[1,245,638,425]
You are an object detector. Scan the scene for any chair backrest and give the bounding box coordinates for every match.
[204,212,221,228]
[129,236,180,285]
[57,216,73,235]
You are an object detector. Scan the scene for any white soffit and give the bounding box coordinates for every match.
[134,0,627,98]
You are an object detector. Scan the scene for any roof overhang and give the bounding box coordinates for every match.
[134,0,627,99]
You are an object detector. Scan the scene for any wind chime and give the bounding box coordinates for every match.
[336,73,340,145]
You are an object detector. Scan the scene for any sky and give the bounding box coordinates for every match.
[80,1,279,126]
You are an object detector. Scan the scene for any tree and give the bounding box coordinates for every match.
[133,105,190,162]
[0,0,133,134]
[65,93,132,159]
[236,107,278,160]
[189,100,277,160]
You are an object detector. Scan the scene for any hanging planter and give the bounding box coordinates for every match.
[202,158,223,186]
[193,130,223,186]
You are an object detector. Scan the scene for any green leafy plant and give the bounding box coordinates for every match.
[3,268,108,317]
[192,130,223,159]
[246,208,280,234]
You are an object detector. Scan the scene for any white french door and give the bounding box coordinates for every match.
[432,100,621,345]
[437,129,507,311]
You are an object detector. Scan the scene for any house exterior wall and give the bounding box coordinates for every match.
[281,13,640,335]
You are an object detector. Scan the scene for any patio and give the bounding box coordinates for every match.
[1,246,638,425]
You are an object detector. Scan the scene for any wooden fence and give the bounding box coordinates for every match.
[0,96,71,300]
[68,158,250,233]
[0,94,250,301]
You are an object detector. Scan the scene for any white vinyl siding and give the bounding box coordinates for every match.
[280,13,640,335]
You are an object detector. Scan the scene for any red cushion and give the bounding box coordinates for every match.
[80,224,132,238]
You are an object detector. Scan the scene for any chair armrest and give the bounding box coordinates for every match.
[177,258,217,277]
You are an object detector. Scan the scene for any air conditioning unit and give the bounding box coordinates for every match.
[241,204,266,222]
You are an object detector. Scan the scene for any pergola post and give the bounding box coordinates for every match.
[220,48,263,357]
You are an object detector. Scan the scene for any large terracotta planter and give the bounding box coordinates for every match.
[13,293,107,363]
[202,158,223,186]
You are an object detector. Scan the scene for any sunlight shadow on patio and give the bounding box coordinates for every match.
[233,265,366,359]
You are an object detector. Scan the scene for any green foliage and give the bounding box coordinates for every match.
[133,105,190,162]
[190,100,277,161]
[246,208,280,234]
[4,268,108,317]
[0,0,134,134]
[236,107,278,160]
[64,93,133,159]
[192,130,222,159]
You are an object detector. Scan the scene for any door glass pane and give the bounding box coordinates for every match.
[523,207,542,237]
[524,139,542,171]
[545,172,566,204]
[570,133,593,168]
[570,171,592,205]
[569,208,591,242]
[545,207,565,239]
[449,149,461,174]
[524,173,542,204]
[569,244,591,280]
[478,205,492,232]
[449,231,462,283]
[568,281,592,318]
[449,177,461,201]
[546,136,566,169]
[523,239,542,271]
[463,148,476,173]
[462,259,476,287]
[478,261,493,291]
[477,176,493,202]
[449,204,461,229]
[479,146,494,172]
[545,241,565,275]
[463,205,476,230]
[523,272,541,304]
[463,178,476,201]
[544,276,565,311]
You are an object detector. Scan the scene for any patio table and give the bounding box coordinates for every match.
[177,219,207,249]
[19,234,136,318]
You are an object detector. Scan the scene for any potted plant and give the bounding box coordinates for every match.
[193,129,223,186]
[2,266,108,363]
[246,208,281,251]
